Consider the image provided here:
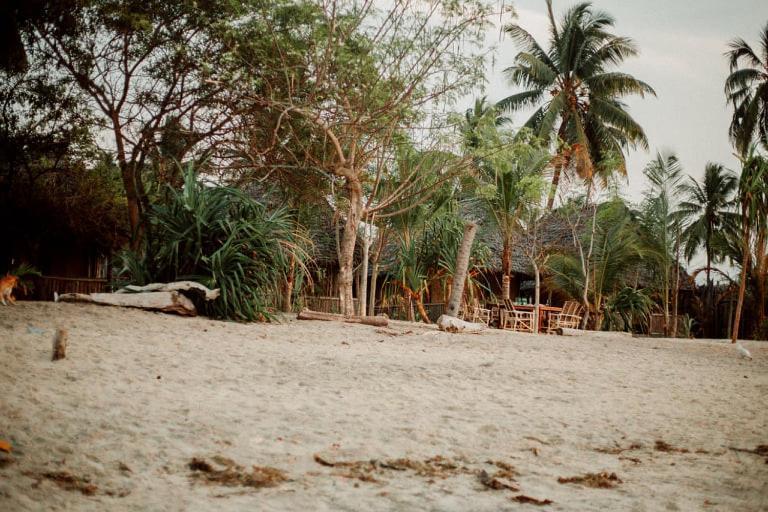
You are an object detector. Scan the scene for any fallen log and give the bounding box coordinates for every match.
[52,328,67,361]
[556,328,633,338]
[297,308,388,327]
[116,281,220,301]
[436,315,486,333]
[56,291,197,316]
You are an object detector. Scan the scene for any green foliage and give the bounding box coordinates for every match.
[602,286,655,333]
[118,165,308,321]
[6,262,42,295]
[499,0,655,180]
[548,199,646,315]
[725,21,768,154]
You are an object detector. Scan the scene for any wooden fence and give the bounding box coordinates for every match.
[302,296,360,315]
[649,314,688,337]
[33,276,109,301]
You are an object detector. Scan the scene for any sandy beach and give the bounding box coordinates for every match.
[1,301,766,511]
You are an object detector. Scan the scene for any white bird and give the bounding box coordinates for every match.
[736,343,752,360]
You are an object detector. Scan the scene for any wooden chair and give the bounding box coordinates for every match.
[547,300,584,333]
[500,305,535,333]
[470,298,491,325]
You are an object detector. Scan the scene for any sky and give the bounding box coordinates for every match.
[469,0,768,202]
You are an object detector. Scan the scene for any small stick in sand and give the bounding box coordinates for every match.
[52,328,68,361]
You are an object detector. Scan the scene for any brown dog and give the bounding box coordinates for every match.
[0,274,19,305]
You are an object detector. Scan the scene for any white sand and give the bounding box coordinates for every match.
[1,301,767,511]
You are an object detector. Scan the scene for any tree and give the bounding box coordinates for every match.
[238,0,492,315]
[549,198,645,329]
[27,0,241,245]
[639,152,684,335]
[462,106,551,301]
[676,163,738,336]
[725,21,768,155]
[499,0,655,209]
[732,149,768,341]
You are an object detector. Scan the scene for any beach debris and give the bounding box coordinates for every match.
[477,469,519,491]
[512,495,554,505]
[52,328,68,361]
[26,325,47,335]
[558,471,622,488]
[729,444,768,463]
[24,470,98,495]
[654,440,689,453]
[736,343,752,360]
[594,442,643,455]
[313,454,476,483]
[57,291,197,316]
[297,308,388,327]
[188,456,287,489]
[436,315,486,333]
[116,281,220,301]
[0,440,11,453]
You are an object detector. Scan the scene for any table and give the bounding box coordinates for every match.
[487,303,563,333]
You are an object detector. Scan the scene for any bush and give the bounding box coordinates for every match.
[118,166,307,321]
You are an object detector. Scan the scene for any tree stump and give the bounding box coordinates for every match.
[52,328,67,361]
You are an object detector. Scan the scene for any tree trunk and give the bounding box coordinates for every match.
[415,294,432,324]
[445,222,478,318]
[112,116,142,249]
[705,243,713,337]
[732,214,751,343]
[546,162,563,211]
[532,261,541,332]
[501,238,511,301]
[283,253,295,312]
[671,233,681,337]
[368,229,385,316]
[358,222,370,316]
[338,177,363,316]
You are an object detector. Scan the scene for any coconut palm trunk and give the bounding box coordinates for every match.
[445,222,478,318]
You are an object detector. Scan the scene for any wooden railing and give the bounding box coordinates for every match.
[34,276,108,301]
[302,296,360,314]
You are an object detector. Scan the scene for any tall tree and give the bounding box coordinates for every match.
[732,149,768,341]
[676,163,738,336]
[461,106,550,301]
[239,0,491,315]
[27,0,241,245]
[499,0,655,209]
[725,21,768,155]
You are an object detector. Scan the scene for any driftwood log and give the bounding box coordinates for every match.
[436,314,486,333]
[56,291,197,316]
[297,308,388,327]
[556,328,634,338]
[116,281,220,301]
[52,328,67,361]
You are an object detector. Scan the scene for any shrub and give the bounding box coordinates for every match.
[118,167,307,321]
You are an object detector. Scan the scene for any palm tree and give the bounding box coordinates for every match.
[500,0,655,209]
[548,198,645,328]
[639,152,683,336]
[732,148,768,342]
[725,22,768,155]
[460,104,550,300]
[676,163,738,335]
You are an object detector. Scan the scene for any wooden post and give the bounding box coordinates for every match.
[52,328,67,361]
[445,222,478,318]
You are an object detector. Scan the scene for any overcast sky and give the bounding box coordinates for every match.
[470,0,768,202]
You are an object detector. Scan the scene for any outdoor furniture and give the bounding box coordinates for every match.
[470,298,492,325]
[547,301,584,333]
[500,306,535,333]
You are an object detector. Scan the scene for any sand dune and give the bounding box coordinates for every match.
[1,302,766,511]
